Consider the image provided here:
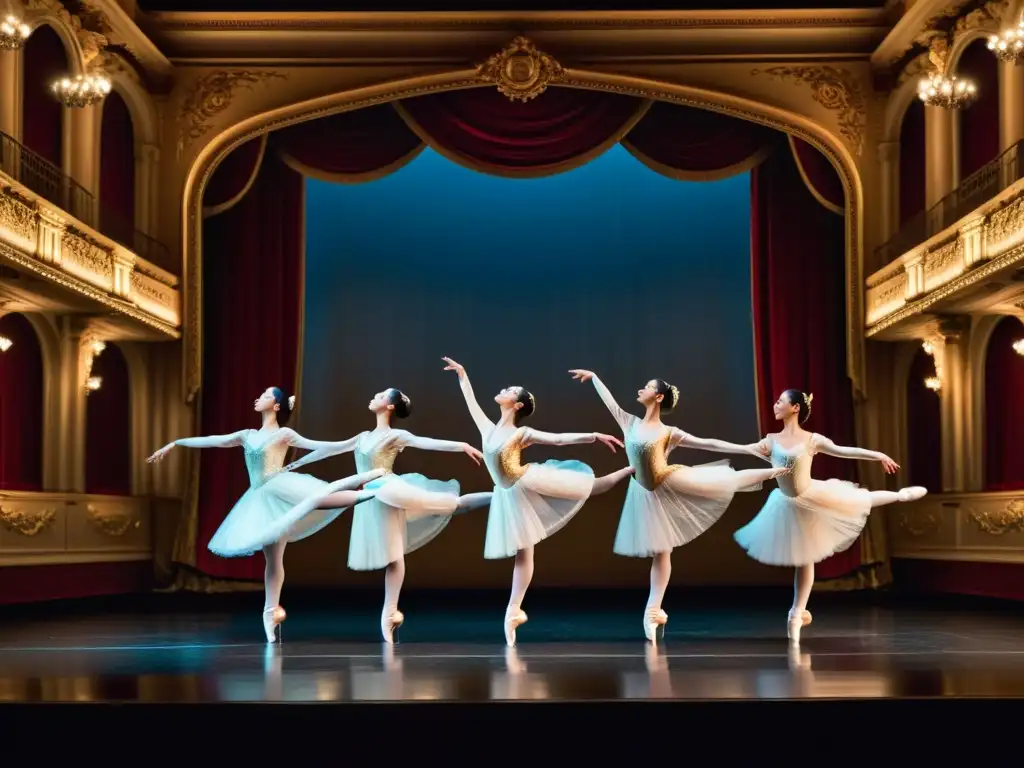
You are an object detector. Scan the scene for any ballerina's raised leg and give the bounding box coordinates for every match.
[146,386,383,643]
[443,357,632,647]
[730,389,927,646]
[569,369,791,644]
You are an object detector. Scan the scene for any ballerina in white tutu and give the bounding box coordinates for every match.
[146,386,384,643]
[730,389,927,645]
[275,387,492,643]
[569,369,792,644]
[442,357,634,646]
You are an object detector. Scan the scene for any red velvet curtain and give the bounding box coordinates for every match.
[0,313,44,491]
[899,100,926,225]
[985,316,1024,490]
[906,346,941,491]
[85,343,131,496]
[21,24,66,165]
[99,91,136,246]
[957,39,1001,179]
[751,147,857,580]
[194,152,305,579]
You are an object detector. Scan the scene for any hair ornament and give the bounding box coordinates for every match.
[527,391,536,411]
[669,384,680,405]
[804,393,813,406]
[288,395,296,409]
[400,392,411,406]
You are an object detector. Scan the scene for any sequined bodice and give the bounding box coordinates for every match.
[355,431,400,475]
[484,429,526,489]
[771,440,813,497]
[626,424,677,491]
[243,431,290,488]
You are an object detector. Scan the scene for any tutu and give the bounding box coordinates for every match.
[613,459,739,557]
[733,434,871,567]
[484,458,595,560]
[349,473,461,571]
[208,471,343,557]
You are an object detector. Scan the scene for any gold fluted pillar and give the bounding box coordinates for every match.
[67,104,100,197]
[877,141,900,243]
[934,316,971,493]
[0,49,22,141]
[999,60,1024,152]
[57,316,89,492]
[135,142,160,235]
[925,105,954,208]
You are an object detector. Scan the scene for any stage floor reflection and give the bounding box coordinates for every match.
[1,593,1023,702]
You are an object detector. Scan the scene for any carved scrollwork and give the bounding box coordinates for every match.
[967,499,1024,536]
[0,188,37,242]
[0,505,57,536]
[177,70,286,153]
[476,37,565,102]
[896,506,940,538]
[751,66,866,156]
[24,0,109,68]
[86,505,140,537]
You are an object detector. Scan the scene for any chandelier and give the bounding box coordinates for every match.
[989,19,1024,63]
[918,73,977,109]
[0,14,30,50]
[85,375,102,393]
[1014,338,1024,356]
[0,335,11,352]
[51,73,112,108]
[924,376,942,392]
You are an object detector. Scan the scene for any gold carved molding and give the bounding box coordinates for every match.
[476,37,565,102]
[24,0,109,68]
[896,506,940,538]
[178,70,287,154]
[0,187,37,242]
[0,505,57,536]
[86,505,141,537]
[751,66,866,156]
[967,498,1024,536]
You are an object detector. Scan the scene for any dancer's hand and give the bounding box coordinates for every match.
[595,433,624,452]
[568,369,594,383]
[442,357,465,379]
[146,445,172,463]
[769,466,792,479]
[879,455,900,474]
[462,443,484,466]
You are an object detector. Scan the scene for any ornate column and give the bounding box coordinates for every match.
[135,142,160,236]
[999,59,1024,153]
[925,105,954,208]
[67,105,101,222]
[878,140,900,243]
[0,49,23,141]
[928,315,971,493]
[56,316,90,492]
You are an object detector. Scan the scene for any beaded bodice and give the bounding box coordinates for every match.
[243,430,290,488]
[355,431,400,475]
[770,439,813,497]
[625,423,678,491]
[483,428,526,489]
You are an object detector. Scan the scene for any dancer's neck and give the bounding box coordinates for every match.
[374,412,392,431]
[260,412,280,431]
[497,409,517,429]
[642,404,662,425]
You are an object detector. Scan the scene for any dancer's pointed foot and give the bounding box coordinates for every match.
[897,486,928,502]
[263,606,286,643]
[643,606,668,645]
[787,611,802,646]
[381,608,404,644]
[504,606,528,647]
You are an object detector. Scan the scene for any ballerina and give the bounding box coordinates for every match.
[274,387,493,643]
[442,357,634,647]
[728,389,927,645]
[146,386,384,643]
[569,370,792,644]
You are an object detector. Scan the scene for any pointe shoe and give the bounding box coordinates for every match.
[504,607,528,647]
[898,486,928,502]
[787,612,802,646]
[381,609,404,644]
[802,610,812,627]
[644,607,668,644]
[263,606,286,643]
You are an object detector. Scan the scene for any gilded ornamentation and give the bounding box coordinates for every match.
[477,37,565,102]
[986,197,1024,246]
[871,272,907,309]
[924,239,962,275]
[0,505,57,536]
[130,270,176,309]
[62,230,113,278]
[896,506,939,538]
[24,0,109,67]
[178,70,286,153]
[951,0,1010,43]
[0,188,37,242]
[967,499,1024,536]
[751,66,866,156]
[87,505,140,537]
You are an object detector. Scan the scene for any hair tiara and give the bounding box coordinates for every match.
[803,392,813,407]
[668,384,679,406]
[288,395,296,409]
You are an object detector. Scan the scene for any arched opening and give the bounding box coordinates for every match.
[956,39,1001,180]
[0,313,44,490]
[905,346,941,491]
[984,316,1024,490]
[85,342,131,496]
[899,99,926,225]
[21,24,67,166]
[100,90,137,247]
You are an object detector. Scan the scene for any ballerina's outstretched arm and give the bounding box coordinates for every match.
[810,434,899,474]
[442,357,494,438]
[277,429,364,474]
[568,370,633,435]
[389,429,484,465]
[521,427,624,452]
[671,429,773,464]
[146,430,251,462]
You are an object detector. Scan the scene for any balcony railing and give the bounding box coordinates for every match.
[877,139,1024,265]
[0,131,173,274]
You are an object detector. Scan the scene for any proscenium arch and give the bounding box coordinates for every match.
[181,67,865,405]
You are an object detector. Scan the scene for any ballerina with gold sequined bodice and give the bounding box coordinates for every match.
[444,358,633,647]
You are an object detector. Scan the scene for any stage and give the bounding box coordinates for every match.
[1,587,1022,758]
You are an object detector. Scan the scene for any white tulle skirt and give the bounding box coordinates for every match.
[484,459,595,560]
[733,479,872,567]
[348,473,460,571]
[207,471,342,558]
[613,459,746,557]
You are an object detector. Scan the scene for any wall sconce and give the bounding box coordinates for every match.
[85,376,102,393]
[0,335,11,352]
[925,376,942,392]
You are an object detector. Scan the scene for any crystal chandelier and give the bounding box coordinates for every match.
[918,73,977,109]
[51,73,112,108]
[0,14,31,50]
[86,375,102,393]
[988,18,1024,63]
[0,335,11,352]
